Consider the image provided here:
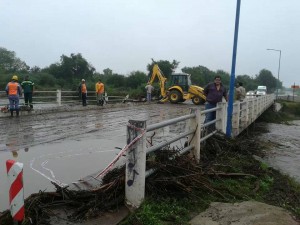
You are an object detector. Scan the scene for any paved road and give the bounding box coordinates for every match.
[0,102,201,211]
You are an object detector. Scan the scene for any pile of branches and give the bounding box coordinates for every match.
[145,132,262,199]
[0,166,126,225]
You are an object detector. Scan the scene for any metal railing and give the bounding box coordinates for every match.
[124,94,275,208]
[0,90,128,107]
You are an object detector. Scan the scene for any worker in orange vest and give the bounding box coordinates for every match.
[5,75,22,117]
[78,79,87,106]
[95,79,105,106]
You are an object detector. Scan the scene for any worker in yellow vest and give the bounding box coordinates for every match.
[78,79,87,106]
[5,75,22,117]
[95,79,105,106]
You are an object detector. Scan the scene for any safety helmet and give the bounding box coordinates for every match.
[12,75,18,81]
[12,151,18,158]
[81,79,85,82]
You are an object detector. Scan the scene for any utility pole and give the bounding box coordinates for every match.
[226,0,241,137]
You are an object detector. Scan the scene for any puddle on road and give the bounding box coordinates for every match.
[0,138,124,211]
[0,103,193,211]
[261,120,300,182]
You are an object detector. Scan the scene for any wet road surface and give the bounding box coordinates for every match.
[0,102,199,211]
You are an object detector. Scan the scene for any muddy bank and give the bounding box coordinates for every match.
[190,201,298,225]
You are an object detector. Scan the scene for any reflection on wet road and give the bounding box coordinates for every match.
[0,103,198,211]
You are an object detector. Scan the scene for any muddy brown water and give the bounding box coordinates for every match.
[0,102,197,211]
[261,120,300,182]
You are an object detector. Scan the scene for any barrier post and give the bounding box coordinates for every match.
[6,160,25,223]
[104,92,108,103]
[216,102,227,133]
[188,108,201,162]
[56,89,62,106]
[125,119,147,209]
[232,102,240,137]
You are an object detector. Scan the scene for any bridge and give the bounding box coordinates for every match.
[0,90,275,210]
[116,94,275,208]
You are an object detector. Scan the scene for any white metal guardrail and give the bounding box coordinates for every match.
[0,90,128,107]
[124,94,275,208]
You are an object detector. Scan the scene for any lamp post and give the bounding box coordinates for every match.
[226,0,241,137]
[266,48,281,99]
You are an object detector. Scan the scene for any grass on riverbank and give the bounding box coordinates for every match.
[120,101,300,225]
[258,100,300,123]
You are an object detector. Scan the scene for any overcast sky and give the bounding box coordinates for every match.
[0,0,299,87]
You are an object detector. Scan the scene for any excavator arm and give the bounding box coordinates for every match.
[148,64,168,98]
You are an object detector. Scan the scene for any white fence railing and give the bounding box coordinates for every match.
[124,94,275,208]
[0,90,129,106]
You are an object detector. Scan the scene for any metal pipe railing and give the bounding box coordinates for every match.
[147,114,195,132]
[147,129,196,154]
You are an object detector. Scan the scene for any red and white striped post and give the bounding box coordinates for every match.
[6,159,25,222]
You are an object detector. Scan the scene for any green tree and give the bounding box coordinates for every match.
[255,69,277,93]
[30,66,41,73]
[0,47,29,73]
[182,65,215,87]
[103,68,113,76]
[106,73,126,88]
[236,74,257,92]
[126,71,148,89]
[44,53,95,81]
[147,59,180,80]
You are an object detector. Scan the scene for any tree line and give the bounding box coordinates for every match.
[0,46,284,98]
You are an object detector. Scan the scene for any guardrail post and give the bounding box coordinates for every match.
[232,102,240,137]
[254,98,258,118]
[216,102,227,133]
[187,108,201,162]
[125,119,147,209]
[105,92,108,103]
[247,100,252,125]
[56,89,62,106]
[240,101,248,130]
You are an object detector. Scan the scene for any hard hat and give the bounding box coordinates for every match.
[12,75,18,81]
[82,79,85,82]
[12,151,18,158]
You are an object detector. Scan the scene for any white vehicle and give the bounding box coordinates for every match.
[256,86,267,96]
[246,91,256,98]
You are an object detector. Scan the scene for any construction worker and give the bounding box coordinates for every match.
[145,82,154,102]
[21,75,35,109]
[78,79,87,106]
[235,82,246,101]
[5,75,22,117]
[95,79,105,106]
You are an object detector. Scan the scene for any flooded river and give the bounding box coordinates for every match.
[0,102,195,211]
[262,120,300,182]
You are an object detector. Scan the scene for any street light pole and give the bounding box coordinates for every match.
[226,0,241,137]
[266,48,281,99]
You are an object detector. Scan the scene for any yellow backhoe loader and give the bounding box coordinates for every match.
[148,63,206,105]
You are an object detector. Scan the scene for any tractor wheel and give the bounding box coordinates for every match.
[192,96,205,105]
[169,90,182,103]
